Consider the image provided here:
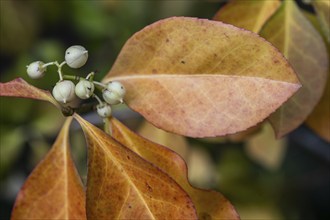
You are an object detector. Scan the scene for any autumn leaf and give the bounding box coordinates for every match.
[110,117,240,220]
[306,72,330,142]
[215,0,329,138]
[11,117,86,220]
[312,0,330,43]
[259,0,329,137]
[245,123,287,170]
[74,114,197,220]
[103,17,300,137]
[138,120,189,160]
[304,11,330,142]
[214,0,281,33]
[0,78,60,108]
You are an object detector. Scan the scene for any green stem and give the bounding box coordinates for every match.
[93,81,107,88]
[93,81,107,91]
[93,94,103,105]
[57,61,66,81]
[42,62,57,68]
[86,72,95,81]
[63,75,82,81]
[104,117,112,136]
[41,61,66,81]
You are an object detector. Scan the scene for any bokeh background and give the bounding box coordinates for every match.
[1,1,329,220]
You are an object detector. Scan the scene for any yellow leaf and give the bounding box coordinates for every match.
[304,10,330,142]
[245,123,287,170]
[74,114,197,220]
[313,0,330,43]
[306,74,330,142]
[11,118,86,220]
[214,0,281,32]
[103,17,300,137]
[110,117,239,220]
[187,146,219,188]
[138,120,189,160]
[261,0,329,137]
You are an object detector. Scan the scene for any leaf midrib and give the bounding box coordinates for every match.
[84,123,156,220]
[105,73,300,85]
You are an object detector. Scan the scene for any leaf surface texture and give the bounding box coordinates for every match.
[103,17,300,137]
[11,118,86,220]
[74,114,197,220]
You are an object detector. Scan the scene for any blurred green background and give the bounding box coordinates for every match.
[0,1,329,220]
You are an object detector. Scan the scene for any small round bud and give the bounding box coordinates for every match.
[75,79,95,99]
[52,80,76,104]
[97,103,112,118]
[107,81,126,97]
[102,89,122,105]
[26,61,46,79]
[102,81,126,105]
[65,45,88,68]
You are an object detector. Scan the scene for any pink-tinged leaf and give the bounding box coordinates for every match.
[0,78,60,108]
[110,118,240,220]
[260,1,329,137]
[103,17,300,137]
[214,0,281,33]
[74,114,197,220]
[11,118,86,220]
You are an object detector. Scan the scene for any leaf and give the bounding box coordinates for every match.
[186,146,219,188]
[74,114,197,220]
[304,11,330,142]
[214,0,281,33]
[245,123,287,170]
[103,17,300,137]
[110,117,239,220]
[0,78,60,108]
[11,117,86,220]
[306,74,330,142]
[312,0,330,43]
[138,120,189,160]
[260,0,329,137]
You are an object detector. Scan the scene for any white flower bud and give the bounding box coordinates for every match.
[26,61,46,79]
[97,103,112,118]
[107,81,126,97]
[102,81,126,105]
[75,79,95,99]
[52,80,76,104]
[65,45,88,68]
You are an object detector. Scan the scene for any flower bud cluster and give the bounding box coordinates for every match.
[26,45,126,119]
